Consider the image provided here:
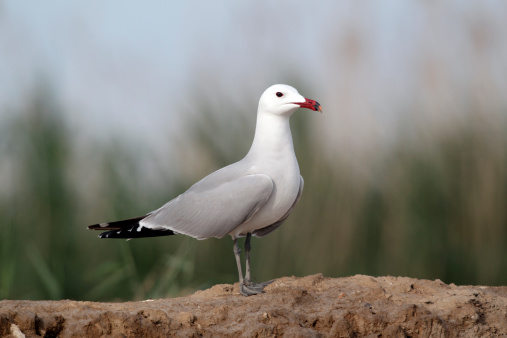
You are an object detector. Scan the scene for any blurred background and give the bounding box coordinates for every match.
[1,1,506,301]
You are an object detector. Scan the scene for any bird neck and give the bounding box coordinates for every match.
[247,111,294,159]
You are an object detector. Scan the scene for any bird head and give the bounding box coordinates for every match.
[258,84,322,116]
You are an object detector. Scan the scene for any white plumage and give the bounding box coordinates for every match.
[89,84,322,296]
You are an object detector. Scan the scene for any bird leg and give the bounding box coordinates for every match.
[234,238,244,285]
[244,232,253,283]
[239,233,274,296]
[235,237,259,296]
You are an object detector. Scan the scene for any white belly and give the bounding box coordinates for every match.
[229,158,300,238]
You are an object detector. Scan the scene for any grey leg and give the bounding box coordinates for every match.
[234,238,244,285]
[235,237,261,296]
[244,232,252,283]
[240,233,275,296]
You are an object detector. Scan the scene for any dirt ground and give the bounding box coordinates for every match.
[1,274,506,337]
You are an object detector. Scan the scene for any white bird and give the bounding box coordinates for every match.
[88,84,322,296]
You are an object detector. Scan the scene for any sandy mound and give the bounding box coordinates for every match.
[1,274,506,337]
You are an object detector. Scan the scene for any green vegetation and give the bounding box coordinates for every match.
[0,87,506,301]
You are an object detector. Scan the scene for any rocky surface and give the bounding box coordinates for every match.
[1,274,506,337]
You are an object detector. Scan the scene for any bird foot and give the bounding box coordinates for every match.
[239,279,275,296]
[247,279,275,288]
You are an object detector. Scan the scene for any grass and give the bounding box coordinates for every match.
[0,86,506,301]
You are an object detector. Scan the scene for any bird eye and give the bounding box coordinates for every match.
[276,92,283,97]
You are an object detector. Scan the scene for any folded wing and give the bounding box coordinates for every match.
[140,173,274,239]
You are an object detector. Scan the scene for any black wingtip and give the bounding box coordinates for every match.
[89,215,176,239]
[88,223,115,230]
[97,226,176,239]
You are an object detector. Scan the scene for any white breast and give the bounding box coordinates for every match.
[229,95,302,238]
[229,154,300,238]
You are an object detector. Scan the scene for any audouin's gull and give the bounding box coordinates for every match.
[88,84,322,296]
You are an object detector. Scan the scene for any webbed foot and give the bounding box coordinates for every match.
[239,279,275,296]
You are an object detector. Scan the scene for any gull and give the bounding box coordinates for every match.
[88,84,322,296]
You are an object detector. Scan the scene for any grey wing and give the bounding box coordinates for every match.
[253,176,304,238]
[139,173,274,239]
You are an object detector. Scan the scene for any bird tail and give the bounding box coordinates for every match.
[88,215,176,239]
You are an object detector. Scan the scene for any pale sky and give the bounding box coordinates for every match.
[1,1,506,156]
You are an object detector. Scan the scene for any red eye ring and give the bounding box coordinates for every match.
[276,92,283,97]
